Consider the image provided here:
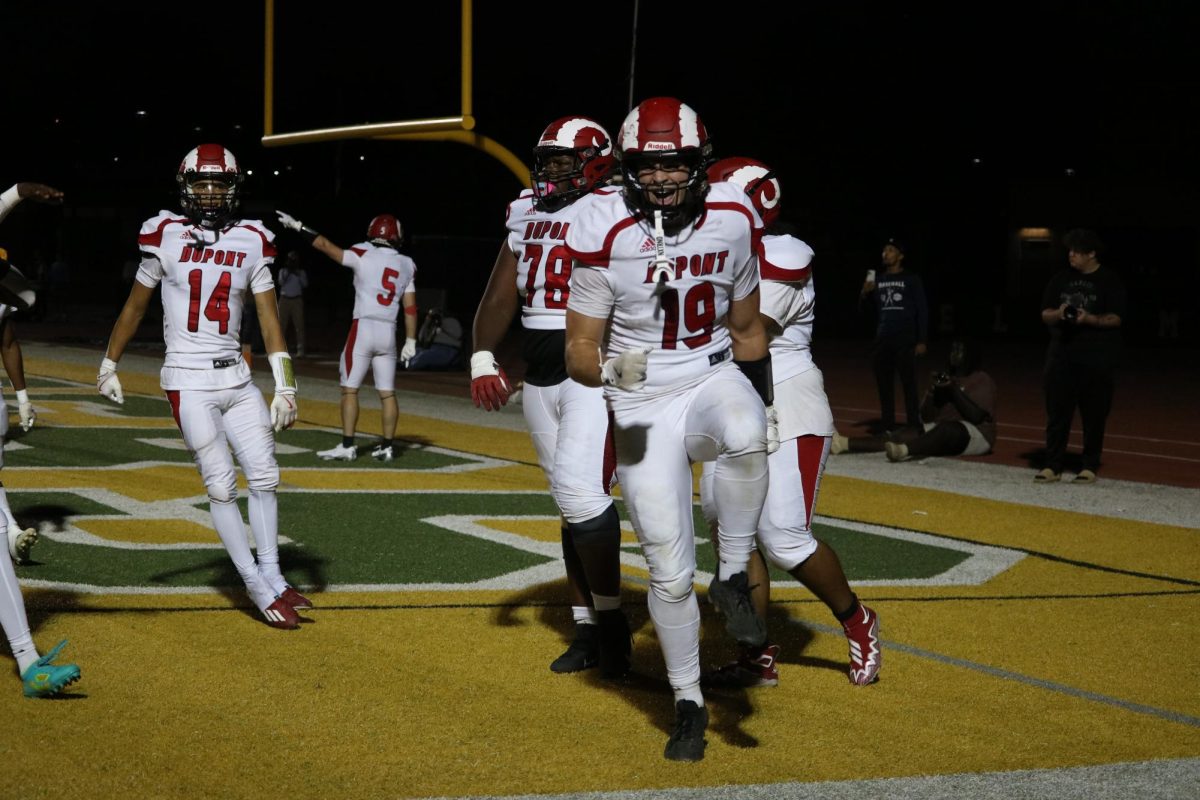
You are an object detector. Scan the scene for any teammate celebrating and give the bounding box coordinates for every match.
[276,211,417,463]
[0,180,81,695]
[564,98,775,762]
[470,116,631,677]
[700,157,881,689]
[98,144,309,631]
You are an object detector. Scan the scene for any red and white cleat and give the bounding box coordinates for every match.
[280,586,312,611]
[261,598,300,630]
[843,604,881,685]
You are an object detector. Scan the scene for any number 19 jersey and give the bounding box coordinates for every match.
[136,211,276,388]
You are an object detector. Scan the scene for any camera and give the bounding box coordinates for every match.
[1062,304,1080,322]
[932,371,952,387]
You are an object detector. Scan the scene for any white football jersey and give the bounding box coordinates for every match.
[136,211,275,375]
[341,242,417,324]
[566,182,762,392]
[505,186,620,331]
[758,233,817,382]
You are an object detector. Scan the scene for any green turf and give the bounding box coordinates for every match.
[4,426,472,468]
[36,392,171,417]
[9,491,128,518]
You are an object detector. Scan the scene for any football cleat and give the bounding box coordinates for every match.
[7,525,38,565]
[549,623,599,673]
[702,643,780,689]
[261,597,300,630]
[843,603,881,685]
[317,443,357,461]
[370,444,394,462]
[22,640,81,698]
[281,586,313,611]
[663,700,708,762]
[707,572,767,648]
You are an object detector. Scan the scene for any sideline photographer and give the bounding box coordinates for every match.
[1035,228,1126,484]
[832,338,996,461]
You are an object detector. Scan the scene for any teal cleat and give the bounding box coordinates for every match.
[21,640,81,698]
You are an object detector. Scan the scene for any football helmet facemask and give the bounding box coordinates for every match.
[531,116,615,213]
[707,156,782,229]
[617,97,713,235]
[177,144,243,228]
[368,214,403,247]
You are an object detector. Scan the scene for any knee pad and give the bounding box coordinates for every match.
[720,412,768,458]
[245,464,280,493]
[758,520,818,572]
[566,505,620,548]
[651,569,695,604]
[206,479,238,504]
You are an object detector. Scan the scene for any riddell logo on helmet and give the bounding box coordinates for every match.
[643,142,676,152]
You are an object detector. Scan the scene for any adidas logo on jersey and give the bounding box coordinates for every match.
[639,237,656,254]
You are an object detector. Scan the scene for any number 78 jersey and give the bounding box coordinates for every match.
[136,211,277,370]
[505,186,620,331]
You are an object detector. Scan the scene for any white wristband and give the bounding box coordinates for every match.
[100,357,119,374]
[470,351,500,380]
[15,389,29,404]
[267,352,296,392]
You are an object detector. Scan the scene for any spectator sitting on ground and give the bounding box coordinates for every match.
[832,338,996,461]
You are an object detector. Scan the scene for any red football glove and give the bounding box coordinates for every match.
[470,351,511,411]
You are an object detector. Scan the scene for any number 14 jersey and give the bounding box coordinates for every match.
[136,211,276,388]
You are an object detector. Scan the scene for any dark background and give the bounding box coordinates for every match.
[3,0,1198,350]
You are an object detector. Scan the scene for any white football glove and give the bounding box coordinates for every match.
[765,405,780,455]
[601,347,652,391]
[97,357,124,404]
[267,352,298,432]
[271,390,298,433]
[15,389,35,431]
[400,336,418,367]
[275,210,304,232]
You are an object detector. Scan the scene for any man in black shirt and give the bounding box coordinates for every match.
[1036,229,1126,484]
[861,238,928,433]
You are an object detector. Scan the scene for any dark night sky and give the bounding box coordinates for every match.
[4,0,1199,340]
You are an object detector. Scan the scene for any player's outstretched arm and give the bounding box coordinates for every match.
[276,210,344,264]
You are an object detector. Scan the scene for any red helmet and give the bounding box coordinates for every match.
[707,157,782,228]
[367,214,403,246]
[531,116,615,212]
[177,143,243,227]
[616,97,712,233]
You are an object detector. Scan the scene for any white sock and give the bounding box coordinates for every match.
[713,450,767,580]
[248,489,286,594]
[0,519,37,673]
[647,588,702,700]
[572,606,598,625]
[210,500,272,608]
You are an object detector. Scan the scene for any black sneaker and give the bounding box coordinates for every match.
[549,623,599,673]
[708,572,767,647]
[596,608,632,679]
[664,700,708,761]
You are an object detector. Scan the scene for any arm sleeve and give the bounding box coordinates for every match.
[566,264,616,318]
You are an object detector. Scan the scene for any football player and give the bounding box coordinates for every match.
[275,211,417,463]
[0,181,81,696]
[470,116,631,678]
[564,98,776,762]
[699,157,881,689]
[98,144,309,631]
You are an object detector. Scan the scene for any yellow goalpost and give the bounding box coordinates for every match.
[260,0,530,188]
